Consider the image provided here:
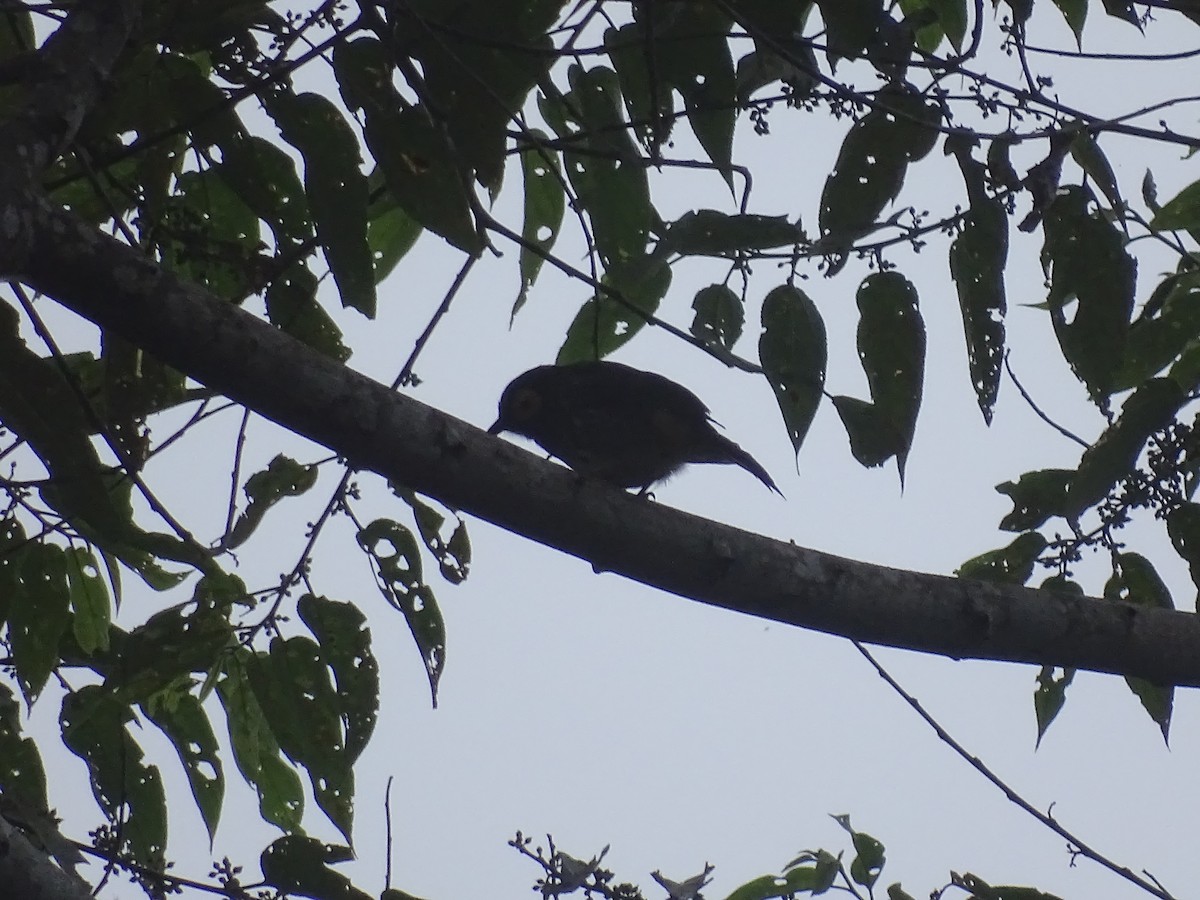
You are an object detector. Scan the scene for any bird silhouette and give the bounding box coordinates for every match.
[489,361,782,495]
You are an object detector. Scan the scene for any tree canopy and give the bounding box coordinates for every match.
[2,0,1200,898]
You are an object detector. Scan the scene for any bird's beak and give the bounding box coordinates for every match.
[487,418,504,435]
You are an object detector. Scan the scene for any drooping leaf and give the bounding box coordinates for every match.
[1115,272,1200,391]
[217,650,304,832]
[9,544,72,704]
[1050,0,1088,45]
[1167,502,1200,610]
[144,690,225,842]
[691,284,745,352]
[557,253,671,363]
[266,91,376,318]
[60,686,167,867]
[265,264,351,362]
[832,396,895,468]
[391,486,472,585]
[515,133,565,315]
[1041,186,1136,399]
[831,814,886,888]
[247,637,354,841]
[357,519,446,707]
[227,454,319,549]
[65,547,111,655]
[818,0,884,64]
[0,682,48,815]
[1065,378,1185,518]
[1103,553,1173,741]
[759,285,827,457]
[297,594,380,764]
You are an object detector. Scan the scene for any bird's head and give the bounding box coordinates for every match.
[487,365,555,438]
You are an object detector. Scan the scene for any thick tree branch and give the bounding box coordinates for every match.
[0,817,94,900]
[4,196,1200,688]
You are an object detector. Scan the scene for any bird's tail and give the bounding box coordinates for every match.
[699,434,783,495]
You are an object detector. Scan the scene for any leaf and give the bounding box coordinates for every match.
[1034,664,1075,747]
[515,133,565,314]
[9,544,72,704]
[1041,186,1136,399]
[391,486,472,585]
[1114,272,1200,391]
[297,594,380,764]
[956,532,1047,584]
[818,0,884,64]
[831,814,886,888]
[661,210,804,257]
[1103,554,1173,741]
[357,519,446,708]
[248,636,354,841]
[759,285,827,457]
[1069,129,1122,214]
[691,284,745,352]
[261,835,374,900]
[832,396,895,469]
[1150,177,1200,233]
[948,157,1008,424]
[1167,502,1200,609]
[266,91,376,318]
[60,686,167,866]
[216,651,304,832]
[541,65,652,268]
[367,175,423,284]
[144,690,225,842]
[556,253,671,363]
[818,84,941,249]
[218,135,313,248]
[65,547,111,655]
[1065,378,1185,518]
[265,264,351,362]
[1050,0,1087,45]
[853,271,925,480]
[0,682,49,815]
[996,469,1073,532]
[227,454,319,549]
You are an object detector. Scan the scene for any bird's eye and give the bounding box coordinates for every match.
[510,387,541,420]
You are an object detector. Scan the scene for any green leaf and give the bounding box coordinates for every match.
[391,486,472,585]
[144,690,225,842]
[266,91,376,318]
[949,164,1008,424]
[818,0,884,64]
[297,594,380,764]
[691,284,745,352]
[1150,179,1200,230]
[924,0,968,49]
[557,253,671,363]
[605,23,675,149]
[217,651,304,832]
[227,454,319,549]
[1115,272,1200,391]
[515,133,565,314]
[1041,186,1136,399]
[759,285,827,457]
[1167,502,1200,609]
[1034,664,1075,747]
[654,3,737,183]
[218,135,313,248]
[661,210,804,257]
[956,532,1047,584]
[831,814,886,888]
[832,396,896,469]
[367,174,423,284]
[1103,554,1173,740]
[0,682,48,815]
[261,835,374,900]
[996,469,1073,532]
[1069,129,1121,213]
[818,84,941,248]
[853,271,925,480]
[248,637,354,841]
[266,264,351,362]
[1065,378,1185,518]
[357,519,446,707]
[60,686,167,866]
[1101,0,1141,27]
[9,544,72,704]
[541,66,652,268]
[1051,0,1088,45]
[65,547,111,655]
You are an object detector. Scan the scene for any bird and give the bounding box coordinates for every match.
[488,360,782,495]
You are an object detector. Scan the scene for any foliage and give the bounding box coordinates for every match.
[1,0,1199,897]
